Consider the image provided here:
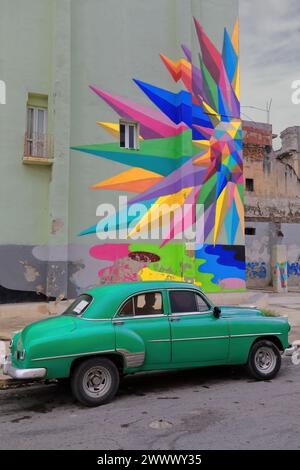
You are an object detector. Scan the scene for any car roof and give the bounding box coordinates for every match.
[82,281,202,319]
[86,281,200,297]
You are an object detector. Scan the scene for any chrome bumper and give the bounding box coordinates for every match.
[2,355,46,380]
[283,345,297,356]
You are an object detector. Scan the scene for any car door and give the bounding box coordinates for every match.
[168,289,230,365]
[113,290,171,368]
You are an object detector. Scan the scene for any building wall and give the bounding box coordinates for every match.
[0,0,244,303]
[246,222,300,289]
[244,122,300,289]
[283,223,300,287]
[0,0,53,245]
[244,122,300,200]
[0,0,53,301]
[245,222,271,288]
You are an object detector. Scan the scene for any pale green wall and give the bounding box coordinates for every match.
[0,0,53,245]
[0,0,239,299]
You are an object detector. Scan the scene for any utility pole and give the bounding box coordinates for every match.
[241,99,273,124]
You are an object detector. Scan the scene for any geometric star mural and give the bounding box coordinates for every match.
[72,17,246,292]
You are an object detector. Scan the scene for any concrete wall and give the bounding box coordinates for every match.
[283,223,300,288]
[244,122,300,289]
[246,221,300,289]
[245,222,271,288]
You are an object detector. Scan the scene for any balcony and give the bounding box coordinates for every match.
[23,132,54,165]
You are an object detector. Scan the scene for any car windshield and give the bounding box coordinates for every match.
[62,294,92,316]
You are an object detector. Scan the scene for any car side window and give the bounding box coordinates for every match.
[134,292,163,316]
[169,290,197,313]
[195,293,210,312]
[169,291,210,314]
[118,292,163,317]
[119,298,134,317]
[62,294,92,316]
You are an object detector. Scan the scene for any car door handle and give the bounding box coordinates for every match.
[112,320,124,326]
[170,317,181,322]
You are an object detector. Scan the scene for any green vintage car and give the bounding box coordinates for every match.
[3,281,291,406]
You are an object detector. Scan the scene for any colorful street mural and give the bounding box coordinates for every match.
[72,17,246,292]
[274,261,288,290]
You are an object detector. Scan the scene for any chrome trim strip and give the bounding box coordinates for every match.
[116,349,145,368]
[148,336,228,343]
[32,347,145,369]
[32,349,115,362]
[80,318,109,322]
[149,332,283,343]
[172,335,229,342]
[113,314,166,321]
[230,333,283,339]
[169,311,212,317]
[148,339,171,343]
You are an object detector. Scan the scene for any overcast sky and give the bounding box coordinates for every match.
[239,0,300,147]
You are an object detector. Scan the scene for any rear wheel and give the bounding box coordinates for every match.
[71,357,120,407]
[247,340,281,380]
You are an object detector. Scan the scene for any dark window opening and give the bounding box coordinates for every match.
[119,120,138,149]
[120,123,126,148]
[246,178,254,192]
[245,227,256,236]
[129,125,135,148]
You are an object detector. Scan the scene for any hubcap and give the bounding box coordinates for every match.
[83,366,112,398]
[254,347,277,374]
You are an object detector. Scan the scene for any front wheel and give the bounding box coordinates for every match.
[71,357,120,407]
[247,340,281,380]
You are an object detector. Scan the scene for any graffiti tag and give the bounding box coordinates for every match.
[246,262,267,279]
[288,262,300,277]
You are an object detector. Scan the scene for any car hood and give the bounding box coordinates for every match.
[219,306,264,318]
[20,315,77,346]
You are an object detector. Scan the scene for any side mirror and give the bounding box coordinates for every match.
[213,306,221,319]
